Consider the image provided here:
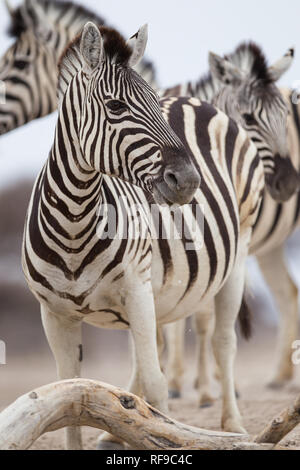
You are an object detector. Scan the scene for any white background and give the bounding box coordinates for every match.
[0,0,300,187]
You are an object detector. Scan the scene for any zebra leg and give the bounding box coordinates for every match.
[129,326,165,397]
[157,325,165,372]
[212,250,248,434]
[193,302,215,407]
[125,285,169,413]
[41,306,83,450]
[257,246,299,388]
[165,319,185,399]
[98,283,168,450]
[99,327,167,450]
[128,332,143,396]
[98,332,142,451]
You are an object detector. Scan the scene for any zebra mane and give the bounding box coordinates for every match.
[193,41,273,100]
[7,0,105,38]
[224,41,272,83]
[57,33,82,102]
[57,26,132,102]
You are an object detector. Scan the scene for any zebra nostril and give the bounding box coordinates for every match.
[274,179,281,193]
[164,169,179,190]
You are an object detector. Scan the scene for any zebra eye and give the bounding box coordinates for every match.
[106,100,128,114]
[14,60,30,71]
[243,113,256,125]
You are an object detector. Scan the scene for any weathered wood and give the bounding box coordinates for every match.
[0,378,273,450]
[255,394,300,444]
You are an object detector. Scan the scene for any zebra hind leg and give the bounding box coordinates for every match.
[41,306,83,450]
[165,319,185,399]
[257,245,299,388]
[212,243,249,434]
[193,302,215,407]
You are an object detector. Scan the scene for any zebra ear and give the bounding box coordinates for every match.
[80,22,104,72]
[22,0,53,40]
[127,24,148,68]
[209,52,245,85]
[267,48,294,82]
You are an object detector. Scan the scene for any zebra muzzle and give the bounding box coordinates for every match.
[265,154,300,202]
[153,162,200,206]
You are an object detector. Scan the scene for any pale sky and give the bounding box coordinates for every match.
[1,0,300,188]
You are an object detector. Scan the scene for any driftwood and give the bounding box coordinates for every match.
[0,379,298,450]
[255,394,300,444]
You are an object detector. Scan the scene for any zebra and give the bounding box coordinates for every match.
[0,0,157,135]
[161,42,300,403]
[163,42,299,202]
[22,22,264,449]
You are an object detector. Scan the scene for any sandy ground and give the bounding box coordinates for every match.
[1,327,300,450]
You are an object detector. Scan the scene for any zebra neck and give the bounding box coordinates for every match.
[44,132,104,237]
[188,73,220,103]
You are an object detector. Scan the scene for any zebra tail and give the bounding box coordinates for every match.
[238,296,253,340]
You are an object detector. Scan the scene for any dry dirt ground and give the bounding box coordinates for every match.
[1,327,300,450]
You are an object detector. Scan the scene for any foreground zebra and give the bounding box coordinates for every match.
[162,43,300,402]
[0,0,156,134]
[22,22,264,448]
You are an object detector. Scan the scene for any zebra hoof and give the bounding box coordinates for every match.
[168,389,181,399]
[198,393,214,408]
[97,440,125,450]
[199,401,213,409]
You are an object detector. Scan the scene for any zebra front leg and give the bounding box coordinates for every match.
[128,332,143,396]
[213,250,248,434]
[41,306,83,450]
[193,302,215,407]
[157,325,166,372]
[257,245,299,388]
[98,281,168,450]
[125,282,168,412]
[165,319,185,399]
[98,332,143,451]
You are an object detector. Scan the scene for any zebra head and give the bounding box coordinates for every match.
[209,43,299,202]
[58,22,200,206]
[0,0,59,135]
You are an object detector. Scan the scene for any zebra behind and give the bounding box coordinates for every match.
[162,42,300,402]
[0,0,156,134]
[22,23,264,449]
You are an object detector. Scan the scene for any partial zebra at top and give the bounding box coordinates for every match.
[6,0,105,38]
[162,41,299,203]
[0,0,157,135]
